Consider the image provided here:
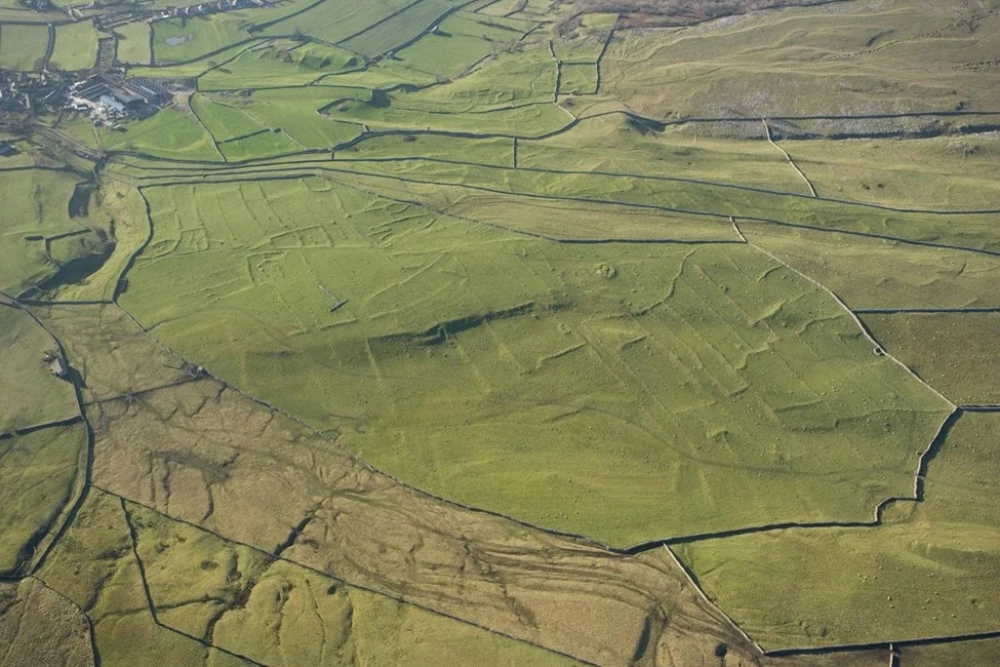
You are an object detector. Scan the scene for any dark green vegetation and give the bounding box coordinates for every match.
[1,0,999,664]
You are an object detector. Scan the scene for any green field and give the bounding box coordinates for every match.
[395,30,497,78]
[37,491,265,667]
[115,21,152,65]
[0,169,115,296]
[50,21,99,70]
[676,411,1000,649]
[230,87,367,144]
[191,94,267,141]
[340,0,463,58]
[261,0,413,44]
[103,105,223,161]
[323,158,1000,252]
[0,24,48,70]
[0,425,86,575]
[781,136,1000,210]
[2,0,999,663]
[863,313,1000,405]
[150,2,310,65]
[218,127,302,160]
[118,177,951,545]
[742,223,1000,310]
[558,61,597,95]
[0,306,79,432]
[198,39,361,89]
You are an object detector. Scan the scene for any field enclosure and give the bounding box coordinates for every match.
[119,178,952,547]
[1,0,1000,664]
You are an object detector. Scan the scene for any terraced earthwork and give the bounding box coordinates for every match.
[1,0,999,665]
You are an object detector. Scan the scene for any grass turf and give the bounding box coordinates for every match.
[0,425,86,574]
[862,312,1000,405]
[675,411,1000,649]
[0,305,79,432]
[119,177,950,546]
[114,21,152,65]
[0,24,48,70]
[49,21,99,71]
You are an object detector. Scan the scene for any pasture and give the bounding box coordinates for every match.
[863,313,1000,405]
[0,425,86,575]
[340,0,464,59]
[102,106,223,161]
[1,0,999,662]
[676,411,1000,649]
[114,21,152,65]
[198,40,361,90]
[0,305,78,431]
[741,223,1000,310]
[118,177,950,545]
[781,136,1000,211]
[260,0,414,44]
[0,24,48,70]
[558,62,597,95]
[0,169,109,296]
[50,21,99,70]
[149,1,309,66]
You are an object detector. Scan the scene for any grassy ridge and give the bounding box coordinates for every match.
[119,178,949,545]
[198,40,361,90]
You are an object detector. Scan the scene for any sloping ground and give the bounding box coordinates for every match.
[740,224,1000,311]
[676,411,1000,649]
[84,376,762,666]
[0,578,94,667]
[118,178,950,545]
[602,0,1000,119]
[863,313,1000,405]
[571,0,849,28]
[1,0,998,662]
[23,302,764,667]
[0,169,105,297]
[0,425,86,575]
[0,305,78,432]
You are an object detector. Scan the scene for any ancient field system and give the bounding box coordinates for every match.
[1,0,999,665]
